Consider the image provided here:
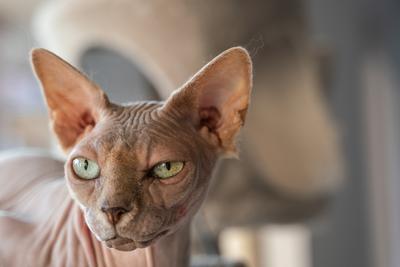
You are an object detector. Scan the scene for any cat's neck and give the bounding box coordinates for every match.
[71,202,191,267]
[149,223,191,267]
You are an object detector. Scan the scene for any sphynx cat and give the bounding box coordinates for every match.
[0,47,252,267]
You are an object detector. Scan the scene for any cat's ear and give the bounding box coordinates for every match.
[163,47,252,156]
[31,48,110,152]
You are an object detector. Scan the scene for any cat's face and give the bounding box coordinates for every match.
[31,47,252,251]
[66,103,217,250]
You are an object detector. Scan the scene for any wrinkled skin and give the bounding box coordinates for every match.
[0,47,252,266]
[67,102,217,251]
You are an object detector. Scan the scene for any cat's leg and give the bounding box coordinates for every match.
[0,211,35,266]
[0,150,64,216]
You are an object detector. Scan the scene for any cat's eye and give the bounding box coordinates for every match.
[72,157,100,180]
[152,161,184,179]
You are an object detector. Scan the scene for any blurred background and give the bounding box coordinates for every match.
[0,1,399,267]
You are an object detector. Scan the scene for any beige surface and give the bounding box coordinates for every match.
[32,0,344,226]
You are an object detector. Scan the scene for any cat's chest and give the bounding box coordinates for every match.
[0,188,151,267]
[27,200,98,267]
[0,191,92,266]
[28,202,150,267]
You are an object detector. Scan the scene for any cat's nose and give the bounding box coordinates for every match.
[101,206,129,225]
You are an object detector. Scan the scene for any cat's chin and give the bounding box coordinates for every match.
[105,237,137,251]
[102,227,170,251]
[104,230,167,251]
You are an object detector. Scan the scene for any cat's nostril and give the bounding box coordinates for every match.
[101,206,129,225]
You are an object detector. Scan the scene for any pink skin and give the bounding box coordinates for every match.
[0,47,252,267]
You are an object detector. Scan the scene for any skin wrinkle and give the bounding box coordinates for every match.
[0,47,252,266]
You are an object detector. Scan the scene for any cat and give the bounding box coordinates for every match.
[0,47,252,267]
[33,0,343,233]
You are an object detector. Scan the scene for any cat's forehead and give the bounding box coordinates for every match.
[81,101,196,166]
[109,101,163,128]
[103,101,190,139]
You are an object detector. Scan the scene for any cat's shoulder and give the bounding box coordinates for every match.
[0,149,65,190]
[0,149,64,166]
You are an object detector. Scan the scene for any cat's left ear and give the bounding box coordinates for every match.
[163,47,252,156]
[30,48,110,152]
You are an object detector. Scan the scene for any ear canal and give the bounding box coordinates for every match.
[162,47,253,156]
[31,48,110,152]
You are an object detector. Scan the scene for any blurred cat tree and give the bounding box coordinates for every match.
[3,0,400,267]
[0,1,348,267]
[31,1,344,267]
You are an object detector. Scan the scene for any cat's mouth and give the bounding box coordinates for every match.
[105,230,169,251]
[135,229,169,247]
[105,237,136,251]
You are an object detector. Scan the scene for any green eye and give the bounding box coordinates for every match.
[152,161,184,179]
[72,157,100,180]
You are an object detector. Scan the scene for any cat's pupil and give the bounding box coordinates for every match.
[84,160,89,170]
[165,162,171,170]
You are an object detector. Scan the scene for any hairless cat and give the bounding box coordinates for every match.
[0,47,252,267]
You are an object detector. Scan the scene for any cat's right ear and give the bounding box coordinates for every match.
[162,47,252,157]
[31,48,110,152]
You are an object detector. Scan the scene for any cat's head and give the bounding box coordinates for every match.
[31,47,252,251]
